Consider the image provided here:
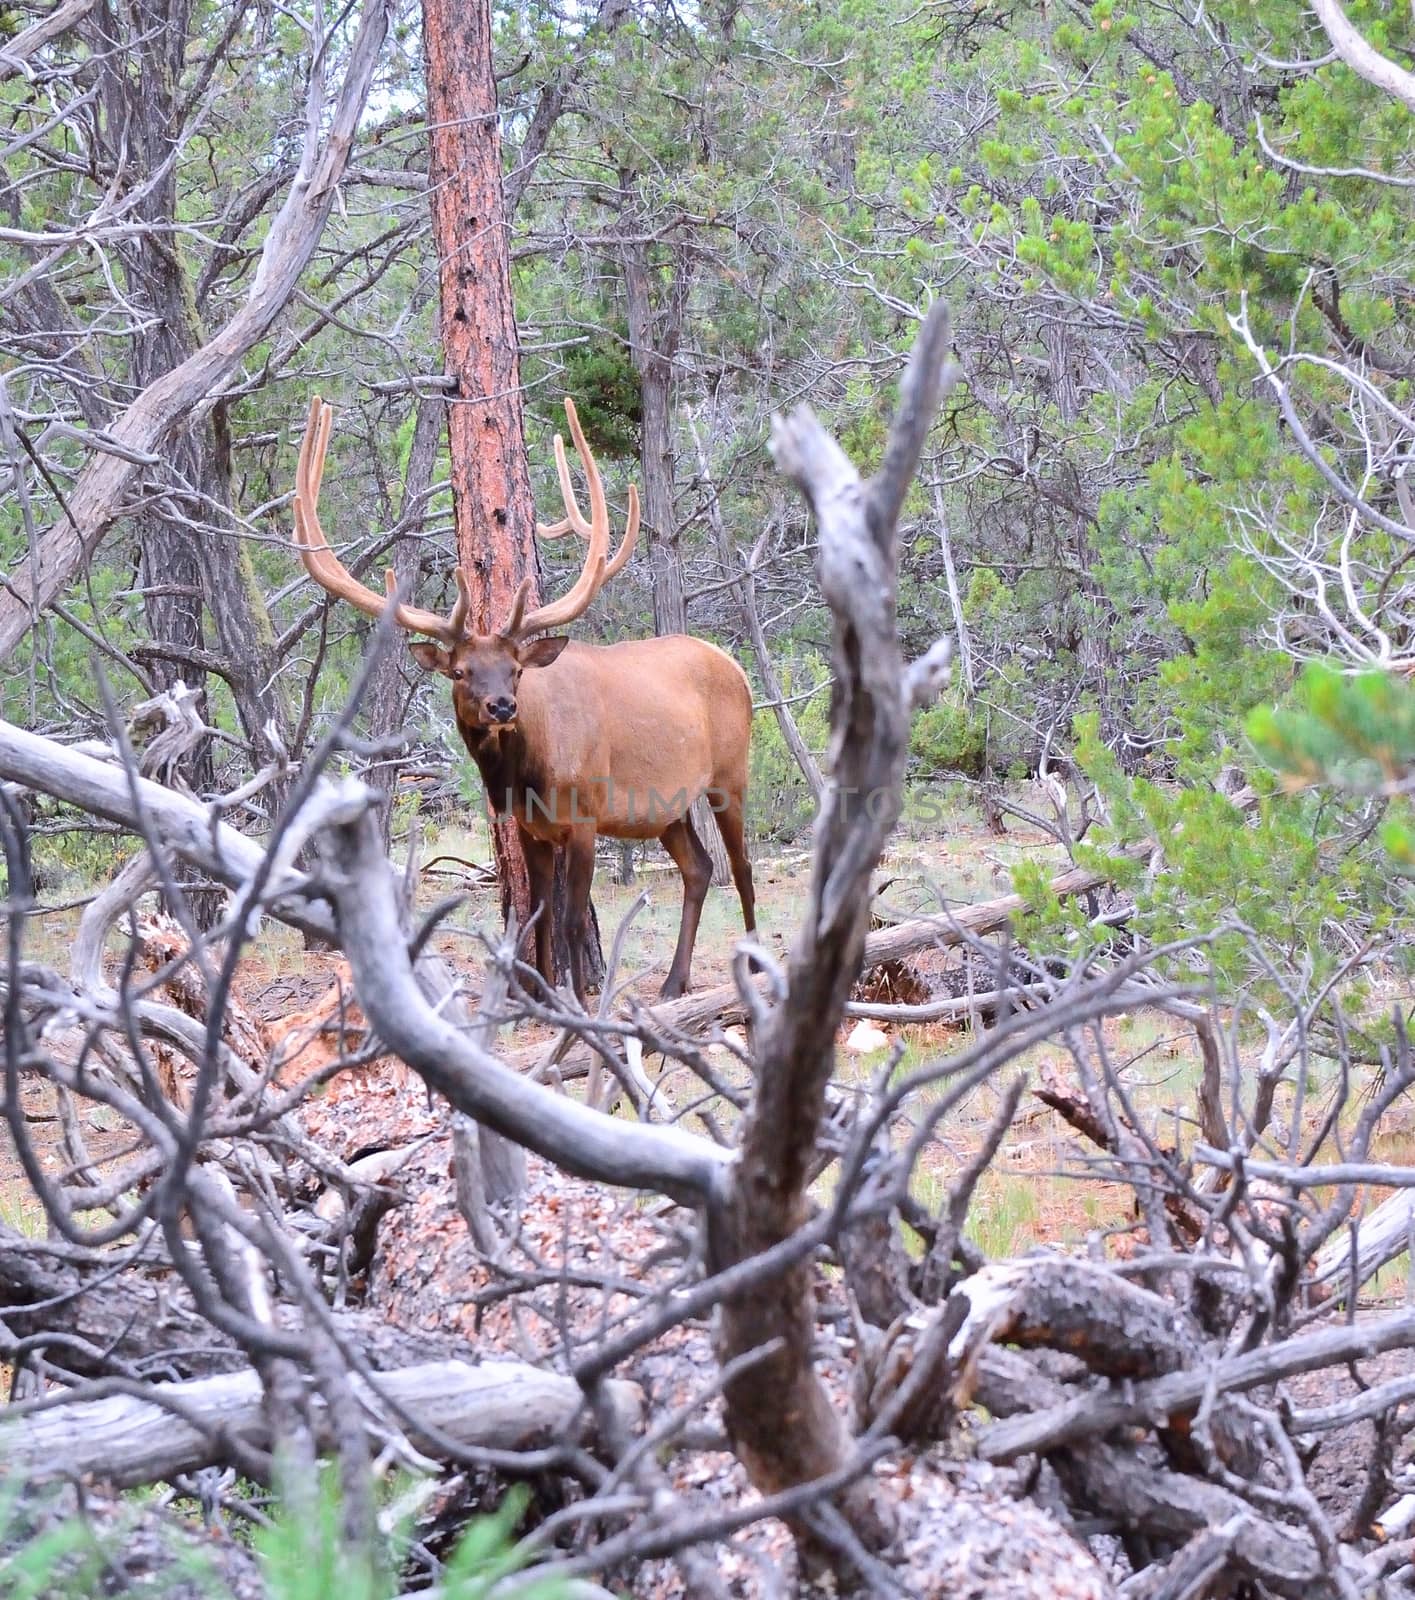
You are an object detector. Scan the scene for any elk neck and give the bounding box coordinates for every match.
[455,715,545,820]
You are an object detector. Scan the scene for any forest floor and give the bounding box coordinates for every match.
[8,774,1413,1295]
[4,782,1413,1592]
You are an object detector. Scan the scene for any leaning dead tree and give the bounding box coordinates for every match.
[0,0,392,707]
[4,306,1415,1597]
[702,302,960,1548]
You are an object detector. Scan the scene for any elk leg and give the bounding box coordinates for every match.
[563,824,598,1003]
[522,833,556,987]
[658,814,712,1000]
[710,788,756,935]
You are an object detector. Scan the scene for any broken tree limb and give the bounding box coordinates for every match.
[0,0,95,80]
[975,1302,1415,1462]
[1195,1145,1415,1190]
[4,1360,642,1490]
[1310,1187,1415,1308]
[1310,0,1415,118]
[947,1256,1270,1476]
[0,1224,218,1382]
[854,846,1146,967]
[703,301,962,1561]
[0,716,336,943]
[948,1257,1200,1382]
[0,720,720,1203]
[1287,1371,1415,1434]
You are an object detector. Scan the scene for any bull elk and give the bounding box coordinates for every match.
[291,396,756,1001]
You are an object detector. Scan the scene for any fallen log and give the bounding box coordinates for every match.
[0,1224,231,1382]
[1052,1446,1338,1599]
[858,848,1145,969]
[505,846,1149,1073]
[0,1220,498,1383]
[6,1359,642,1490]
[948,1257,1200,1382]
[971,1347,1337,1600]
[1311,1187,1414,1309]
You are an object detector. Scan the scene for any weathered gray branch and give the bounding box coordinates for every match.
[0,716,335,941]
[1309,0,1415,115]
[321,795,731,1207]
[977,1304,1415,1462]
[0,0,94,79]
[705,301,959,1554]
[6,1359,641,1490]
[0,729,731,1205]
[1310,1187,1415,1307]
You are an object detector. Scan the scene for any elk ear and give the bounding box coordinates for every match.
[518,636,569,670]
[409,640,453,676]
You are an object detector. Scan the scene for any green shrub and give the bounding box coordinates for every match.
[746,651,830,843]
[909,691,986,777]
[258,1472,572,1600]
[540,330,641,460]
[0,1478,107,1600]
[0,1467,571,1600]
[1247,662,1415,872]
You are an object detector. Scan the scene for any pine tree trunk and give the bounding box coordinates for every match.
[115,0,212,814]
[422,0,603,986]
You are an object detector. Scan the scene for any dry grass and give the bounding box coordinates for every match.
[0,1183,47,1239]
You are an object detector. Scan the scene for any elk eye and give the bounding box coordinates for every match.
[451,668,463,681]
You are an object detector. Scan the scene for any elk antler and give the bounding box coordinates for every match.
[292,396,470,644]
[512,398,639,637]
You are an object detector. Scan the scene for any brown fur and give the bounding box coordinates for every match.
[418,633,757,999]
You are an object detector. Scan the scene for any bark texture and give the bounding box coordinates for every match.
[104,0,294,804]
[704,306,960,1569]
[9,1360,641,1490]
[363,394,444,844]
[421,0,603,984]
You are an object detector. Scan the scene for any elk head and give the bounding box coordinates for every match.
[291,396,639,732]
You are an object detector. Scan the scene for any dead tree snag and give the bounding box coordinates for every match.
[704,302,960,1569]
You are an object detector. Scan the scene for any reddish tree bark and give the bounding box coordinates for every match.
[421,0,601,983]
[423,0,532,925]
